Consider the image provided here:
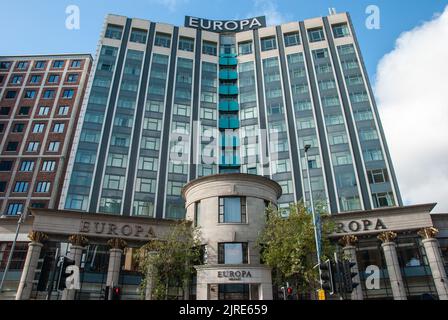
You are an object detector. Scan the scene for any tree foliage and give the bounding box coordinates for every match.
[135,221,201,300]
[257,202,335,296]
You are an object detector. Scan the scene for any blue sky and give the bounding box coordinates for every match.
[0,0,446,81]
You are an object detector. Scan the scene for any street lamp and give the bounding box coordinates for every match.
[0,211,27,293]
[304,145,323,290]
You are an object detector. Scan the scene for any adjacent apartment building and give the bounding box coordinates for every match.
[0,55,92,215]
[59,12,402,219]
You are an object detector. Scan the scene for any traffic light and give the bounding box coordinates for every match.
[319,260,335,295]
[341,259,359,294]
[57,257,75,291]
[111,286,121,300]
[286,287,294,300]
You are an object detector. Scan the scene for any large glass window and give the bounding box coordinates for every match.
[105,24,123,40]
[332,23,350,38]
[218,243,249,264]
[284,32,300,47]
[154,33,171,48]
[130,28,148,44]
[202,41,217,56]
[219,197,246,223]
[179,37,195,52]
[238,41,253,55]
[308,28,325,42]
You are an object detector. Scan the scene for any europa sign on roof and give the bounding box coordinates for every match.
[185,16,267,33]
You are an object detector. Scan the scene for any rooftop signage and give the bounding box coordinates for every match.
[185,16,266,33]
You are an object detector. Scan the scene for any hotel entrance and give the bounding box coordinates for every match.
[217,284,260,300]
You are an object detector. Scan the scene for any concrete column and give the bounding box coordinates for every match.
[378,231,407,300]
[340,235,363,300]
[258,283,273,300]
[419,227,448,300]
[196,283,208,300]
[15,232,48,300]
[63,235,89,300]
[106,238,127,294]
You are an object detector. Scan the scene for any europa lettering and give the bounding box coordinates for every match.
[336,219,387,234]
[80,221,157,239]
[185,16,266,32]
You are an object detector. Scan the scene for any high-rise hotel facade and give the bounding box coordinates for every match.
[60,12,402,219]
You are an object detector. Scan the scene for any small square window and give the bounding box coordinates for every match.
[53,60,64,69]
[179,37,195,52]
[261,36,277,51]
[6,141,19,152]
[105,24,123,40]
[284,32,300,47]
[308,28,325,43]
[71,60,81,68]
[154,33,171,48]
[0,107,11,115]
[5,91,17,99]
[130,28,148,44]
[34,61,46,69]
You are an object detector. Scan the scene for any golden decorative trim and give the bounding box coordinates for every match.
[418,227,439,239]
[68,234,89,247]
[108,238,127,250]
[339,235,358,247]
[378,231,397,243]
[28,231,48,243]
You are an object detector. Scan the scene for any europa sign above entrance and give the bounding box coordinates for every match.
[185,16,266,33]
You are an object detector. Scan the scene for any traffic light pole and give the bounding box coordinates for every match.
[304,145,322,290]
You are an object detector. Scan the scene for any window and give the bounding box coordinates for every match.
[33,123,45,133]
[308,28,325,42]
[144,118,162,131]
[329,133,348,145]
[6,141,19,152]
[41,160,56,172]
[373,192,395,208]
[67,74,78,83]
[14,182,29,193]
[0,123,4,133]
[179,37,195,52]
[20,161,35,172]
[48,74,60,83]
[53,60,64,69]
[58,106,69,116]
[238,41,253,55]
[0,107,10,115]
[284,32,300,47]
[35,61,46,69]
[27,142,39,152]
[11,75,23,84]
[0,161,13,171]
[0,181,6,192]
[136,178,156,193]
[169,163,188,175]
[71,60,81,68]
[133,201,154,217]
[99,198,122,214]
[279,180,294,195]
[103,175,125,190]
[218,243,248,264]
[141,137,159,150]
[48,141,60,152]
[38,106,50,116]
[23,90,36,99]
[17,61,28,70]
[30,75,41,84]
[367,169,390,184]
[30,202,46,209]
[219,197,246,223]
[12,123,25,133]
[359,128,379,141]
[62,89,74,99]
[105,24,123,40]
[53,123,65,133]
[363,149,383,162]
[6,91,17,99]
[202,41,217,56]
[333,152,353,166]
[332,23,350,38]
[7,203,23,215]
[138,157,158,171]
[261,36,277,51]
[43,90,55,99]
[167,181,183,196]
[0,62,11,69]
[130,28,148,44]
[35,181,51,193]
[154,33,171,48]
[107,153,128,168]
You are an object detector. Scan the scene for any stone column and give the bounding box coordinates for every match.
[106,238,127,294]
[145,251,158,301]
[63,235,89,300]
[418,227,448,300]
[378,231,407,300]
[15,232,48,300]
[258,283,273,300]
[339,235,363,300]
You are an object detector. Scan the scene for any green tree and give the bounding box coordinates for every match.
[257,202,335,298]
[135,221,201,300]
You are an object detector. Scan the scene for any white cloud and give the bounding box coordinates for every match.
[375,6,448,213]
[248,0,288,26]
